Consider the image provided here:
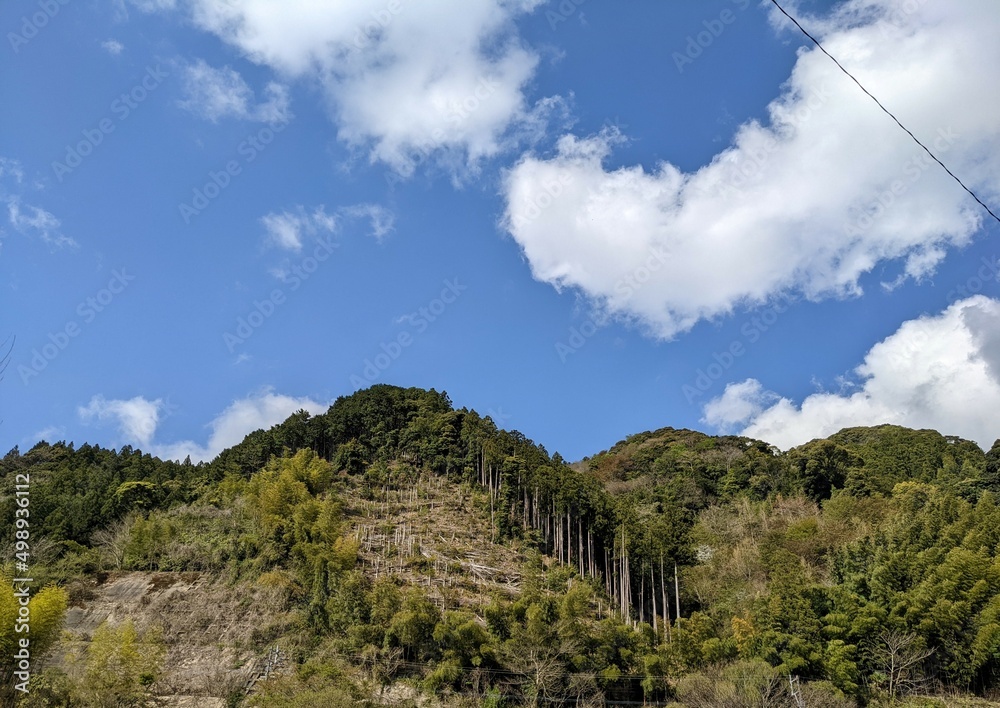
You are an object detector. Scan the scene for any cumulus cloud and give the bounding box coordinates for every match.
[79,395,163,448]
[502,1,1000,339]
[704,296,1000,450]
[154,389,328,462]
[702,379,779,432]
[78,389,328,462]
[179,59,292,125]
[170,0,547,174]
[102,39,124,55]
[260,205,337,251]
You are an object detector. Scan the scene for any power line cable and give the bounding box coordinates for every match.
[768,0,1000,226]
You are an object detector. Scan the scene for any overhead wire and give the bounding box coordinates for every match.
[768,0,1000,226]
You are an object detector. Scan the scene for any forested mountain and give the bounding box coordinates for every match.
[2,384,1000,706]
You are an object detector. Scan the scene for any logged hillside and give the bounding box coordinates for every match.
[2,385,1000,706]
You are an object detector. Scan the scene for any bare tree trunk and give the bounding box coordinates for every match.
[605,547,611,597]
[619,528,625,616]
[523,487,529,528]
[651,564,658,637]
[661,554,670,641]
[587,528,594,578]
[640,566,645,625]
[674,563,681,622]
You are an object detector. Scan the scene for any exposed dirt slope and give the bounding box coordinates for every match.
[53,571,289,706]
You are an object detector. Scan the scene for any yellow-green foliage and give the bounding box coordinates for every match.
[249,676,363,707]
[72,619,165,708]
[0,579,68,656]
[676,659,853,707]
[0,575,68,703]
[243,449,352,581]
[248,449,334,513]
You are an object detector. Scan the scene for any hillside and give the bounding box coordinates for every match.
[2,385,1000,706]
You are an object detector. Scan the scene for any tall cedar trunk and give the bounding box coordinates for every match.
[674,563,681,622]
[489,465,495,540]
[618,528,623,616]
[566,510,571,567]
[661,554,671,642]
[627,531,633,622]
[640,567,645,625]
[588,529,594,579]
[605,548,611,597]
[651,564,658,636]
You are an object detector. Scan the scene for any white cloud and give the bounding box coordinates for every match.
[31,426,66,443]
[253,83,293,125]
[127,0,175,11]
[153,389,328,462]
[341,203,395,241]
[260,202,394,253]
[173,0,547,174]
[705,296,1000,450]
[179,59,292,125]
[502,1,1000,339]
[1,158,76,250]
[0,158,24,184]
[6,198,77,250]
[702,379,779,432]
[260,205,338,252]
[102,39,124,55]
[77,389,328,462]
[79,395,163,448]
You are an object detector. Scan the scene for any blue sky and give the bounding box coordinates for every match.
[2,0,999,462]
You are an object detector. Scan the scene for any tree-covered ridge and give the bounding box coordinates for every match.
[0,441,203,547]
[822,425,990,496]
[3,384,1000,705]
